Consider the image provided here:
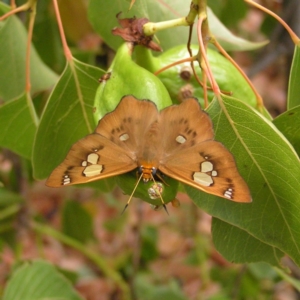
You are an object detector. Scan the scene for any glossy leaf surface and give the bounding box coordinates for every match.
[33,59,104,179]
[0,94,37,159]
[0,3,58,101]
[186,96,300,266]
[3,260,83,300]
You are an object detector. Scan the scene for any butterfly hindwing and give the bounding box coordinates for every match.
[46,134,137,187]
[159,140,251,202]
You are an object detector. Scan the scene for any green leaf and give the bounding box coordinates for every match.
[0,2,58,101]
[248,262,278,280]
[207,7,268,51]
[3,260,83,300]
[140,226,159,262]
[0,94,37,159]
[260,14,278,37]
[33,0,65,73]
[116,172,178,206]
[0,188,24,206]
[287,45,300,109]
[276,268,300,291]
[94,42,173,122]
[212,218,284,266]
[88,0,266,52]
[273,105,300,156]
[0,188,23,247]
[149,45,257,108]
[186,95,300,267]
[218,0,247,28]
[62,201,94,243]
[32,59,104,180]
[134,274,186,300]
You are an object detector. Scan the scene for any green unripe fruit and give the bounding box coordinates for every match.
[117,172,179,206]
[136,45,257,108]
[93,42,172,124]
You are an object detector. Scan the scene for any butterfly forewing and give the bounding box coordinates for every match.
[159,140,251,202]
[95,95,159,154]
[46,134,137,187]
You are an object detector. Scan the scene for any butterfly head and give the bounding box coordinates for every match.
[138,164,157,183]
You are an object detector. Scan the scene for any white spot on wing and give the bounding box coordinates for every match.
[82,152,103,177]
[201,161,213,172]
[63,175,71,185]
[224,188,233,199]
[87,153,99,164]
[83,164,103,177]
[211,170,218,177]
[193,172,213,186]
[120,133,129,141]
[176,135,186,144]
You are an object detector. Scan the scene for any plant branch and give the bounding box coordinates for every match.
[187,0,200,24]
[25,0,37,93]
[0,0,35,21]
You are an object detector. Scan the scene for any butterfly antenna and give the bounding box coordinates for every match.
[162,203,169,215]
[121,173,144,214]
[151,174,169,215]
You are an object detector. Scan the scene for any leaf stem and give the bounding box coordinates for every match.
[154,56,195,75]
[24,0,39,125]
[213,39,264,112]
[52,0,72,61]
[25,0,37,93]
[196,12,220,107]
[245,0,300,44]
[143,0,198,36]
[143,17,189,35]
[10,0,16,9]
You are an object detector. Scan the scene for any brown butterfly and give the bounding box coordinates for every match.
[46,95,251,204]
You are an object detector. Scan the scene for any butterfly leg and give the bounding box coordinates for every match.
[121,173,144,214]
[155,172,169,186]
[150,174,169,215]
